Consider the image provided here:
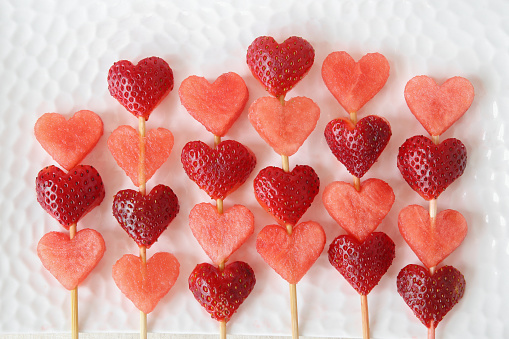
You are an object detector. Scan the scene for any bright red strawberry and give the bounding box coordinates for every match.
[397,264,466,328]
[254,165,319,226]
[328,232,395,295]
[246,36,315,98]
[189,261,256,322]
[324,115,391,178]
[36,165,105,229]
[397,135,467,200]
[181,140,256,200]
[112,184,179,248]
[107,56,174,120]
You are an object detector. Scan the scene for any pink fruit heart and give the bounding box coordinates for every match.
[108,125,174,187]
[248,96,320,156]
[404,75,474,136]
[322,51,390,114]
[179,72,249,137]
[189,203,254,266]
[34,110,103,171]
[256,221,326,284]
[322,179,395,242]
[112,252,180,314]
[398,205,467,269]
[37,228,105,290]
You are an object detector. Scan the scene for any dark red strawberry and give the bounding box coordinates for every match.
[107,56,174,120]
[189,261,256,322]
[325,115,392,178]
[112,184,179,248]
[397,135,467,200]
[397,264,466,328]
[328,232,395,295]
[181,140,256,200]
[36,165,105,229]
[254,165,319,226]
[246,36,315,98]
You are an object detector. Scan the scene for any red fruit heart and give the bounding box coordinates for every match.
[322,179,395,242]
[397,264,466,328]
[112,184,179,248]
[328,232,395,295]
[248,96,320,156]
[397,135,467,200]
[254,165,320,226]
[37,228,105,290]
[321,51,390,114]
[256,221,326,284]
[34,110,103,171]
[107,56,174,120]
[189,261,256,322]
[179,72,249,137]
[246,36,315,98]
[112,252,179,314]
[189,203,254,266]
[181,140,256,200]
[398,205,467,269]
[404,76,474,136]
[36,165,105,229]
[324,115,392,178]
[108,125,174,187]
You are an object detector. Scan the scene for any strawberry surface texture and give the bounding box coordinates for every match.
[246,36,315,98]
[112,184,179,248]
[108,56,174,120]
[36,165,105,229]
[397,135,467,200]
[189,261,256,322]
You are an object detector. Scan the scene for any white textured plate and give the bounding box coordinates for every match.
[1,0,508,338]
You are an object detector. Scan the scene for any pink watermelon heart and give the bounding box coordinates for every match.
[112,252,180,314]
[321,52,390,114]
[322,179,395,242]
[398,205,467,269]
[404,75,474,136]
[189,203,254,266]
[34,110,103,171]
[248,96,320,156]
[37,228,106,290]
[256,221,326,284]
[108,125,174,187]
[179,72,249,137]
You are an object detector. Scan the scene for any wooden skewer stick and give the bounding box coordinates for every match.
[139,245,147,339]
[361,294,370,339]
[70,223,78,339]
[138,116,148,339]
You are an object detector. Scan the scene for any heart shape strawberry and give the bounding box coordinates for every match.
[328,232,395,295]
[397,135,467,200]
[399,205,468,269]
[322,51,390,114]
[112,184,179,248]
[322,178,395,242]
[189,203,254,266]
[254,165,320,226]
[246,36,315,98]
[34,110,103,171]
[256,221,326,284]
[404,75,474,136]
[248,96,320,156]
[36,165,105,229]
[324,115,392,178]
[108,125,174,187]
[179,72,249,137]
[37,229,106,290]
[181,140,256,200]
[397,264,466,328]
[189,261,256,322]
[107,56,174,120]
[112,252,180,314]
